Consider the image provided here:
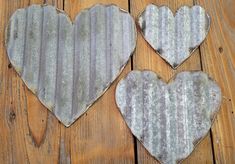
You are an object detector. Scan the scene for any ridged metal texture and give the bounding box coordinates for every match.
[138,4,210,69]
[115,70,221,164]
[5,4,136,127]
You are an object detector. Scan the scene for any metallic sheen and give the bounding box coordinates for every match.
[5,4,136,127]
[138,4,210,69]
[115,70,221,164]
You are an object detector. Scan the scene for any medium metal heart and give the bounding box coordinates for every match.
[115,70,221,164]
[138,5,210,69]
[5,4,136,127]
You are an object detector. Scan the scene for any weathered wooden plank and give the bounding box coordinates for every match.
[63,0,135,163]
[0,1,33,163]
[0,0,64,163]
[130,0,214,163]
[1,0,135,163]
[25,0,63,163]
[195,0,235,163]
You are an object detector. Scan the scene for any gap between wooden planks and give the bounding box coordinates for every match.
[0,0,234,163]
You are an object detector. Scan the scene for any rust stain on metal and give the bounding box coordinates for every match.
[115,70,221,164]
[5,4,136,127]
[138,4,210,69]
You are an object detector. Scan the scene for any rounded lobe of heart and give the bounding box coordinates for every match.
[138,4,210,69]
[115,70,221,164]
[5,4,137,127]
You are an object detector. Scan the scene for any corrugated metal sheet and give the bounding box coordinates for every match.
[115,70,221,164]
[5,4,136,127]
[138,4,210,69]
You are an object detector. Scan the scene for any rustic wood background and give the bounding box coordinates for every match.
[0,0,234,163]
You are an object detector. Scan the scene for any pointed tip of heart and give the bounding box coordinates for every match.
[64,122,73,128]
[56,115,74,128]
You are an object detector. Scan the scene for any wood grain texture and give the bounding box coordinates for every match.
[0,0,134,163]
[130,0,214,163]
[64,1,135,163]
[0,0,234,163]
[196,0,235,163]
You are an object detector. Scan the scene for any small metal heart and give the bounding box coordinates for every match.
[138,4,210,69]
[115,70,221,164]
[5,4,136,127]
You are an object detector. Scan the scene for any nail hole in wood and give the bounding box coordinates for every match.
[9,111,16,122]
[219,47,223,53]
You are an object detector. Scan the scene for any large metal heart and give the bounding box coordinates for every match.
[115,70,221,164]
[138,5,210,69]
[5,4,136,127]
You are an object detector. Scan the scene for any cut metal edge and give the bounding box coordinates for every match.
[115,70,222,164]
[5,3,137,127]
[136,4,211,70]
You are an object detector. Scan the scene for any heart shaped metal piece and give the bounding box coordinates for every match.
[138,4,210,69]
[5,4,136,127]
[115,70,221,164]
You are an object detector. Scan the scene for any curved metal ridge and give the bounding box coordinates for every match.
[115,70,221,164]
[137,4,210,69]
[5,4,137,127]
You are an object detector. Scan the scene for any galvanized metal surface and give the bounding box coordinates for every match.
[5,4,136,127]
[138,4,210,69]
[115,70,221,164]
